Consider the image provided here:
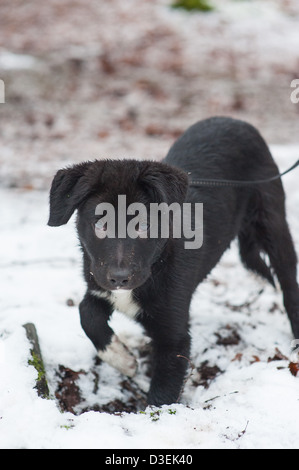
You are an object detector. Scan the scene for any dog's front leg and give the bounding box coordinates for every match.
[147,329,191,407]
[79,292,137,377]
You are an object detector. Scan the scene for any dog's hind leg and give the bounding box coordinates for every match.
[264,217,299,339]
[242,185,299,338]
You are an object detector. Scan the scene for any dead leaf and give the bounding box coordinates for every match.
[267,348,288,363]
[232,353,243,362]
[289,362,299,377]
[250,355,261,364]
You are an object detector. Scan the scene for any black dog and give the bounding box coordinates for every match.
[48,117,299,406]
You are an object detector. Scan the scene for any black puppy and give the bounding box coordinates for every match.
[48,117,299,406]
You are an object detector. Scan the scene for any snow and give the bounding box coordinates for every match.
[0,51,37,70]
[1,0,299,451]
[0,147,298,449]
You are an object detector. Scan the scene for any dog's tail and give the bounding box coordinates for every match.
[238,233,275,287]
[238,206,276,288]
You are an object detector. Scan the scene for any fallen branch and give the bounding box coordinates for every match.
[23,323,50,399]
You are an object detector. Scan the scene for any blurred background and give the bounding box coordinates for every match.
[0,0,298,189]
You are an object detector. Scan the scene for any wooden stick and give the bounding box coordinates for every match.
[23,323,50,399]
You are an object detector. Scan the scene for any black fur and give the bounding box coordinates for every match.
[48,117,299,406]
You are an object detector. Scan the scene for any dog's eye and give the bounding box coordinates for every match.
[95,219,107,232]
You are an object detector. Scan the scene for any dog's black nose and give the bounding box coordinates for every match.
[108,269,130,289]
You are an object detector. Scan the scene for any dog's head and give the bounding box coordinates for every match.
[48,159,188,291]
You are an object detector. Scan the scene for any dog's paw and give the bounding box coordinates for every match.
[98,334,138,378]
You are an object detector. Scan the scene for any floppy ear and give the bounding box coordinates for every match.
[140,162,189,205]
[48,161,94,226]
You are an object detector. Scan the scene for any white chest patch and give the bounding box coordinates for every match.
[91,289,140,319]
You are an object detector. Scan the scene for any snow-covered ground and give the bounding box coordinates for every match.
[0,147,298,449]
[1,0,299,450]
